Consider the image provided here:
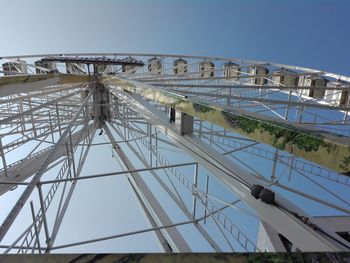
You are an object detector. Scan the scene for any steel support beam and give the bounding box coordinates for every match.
[108,86,348,251]
[103,124,192,252]
[0,90,94,241]
[108,120,222,252]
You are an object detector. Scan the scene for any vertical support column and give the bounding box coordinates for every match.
[288,156,295,182]
[48,111,55,143]
[155,129,158,167]
[209,124,214,147]
[148,123,152,166]
[82,107,91,144]
[65,142,73,179]
[271,149,279,181]
[285,90,292,120]
[192,163,198,220]
[199,120,203,138]
[30,201,42,254]
[122,103,127,139]
[0,137,8,177]
[69,131,77,178]
[122,100,129,140]
[29,99,37,137]
[37,184,50,246]
[18,99,25,133]
[55,103,62,137]
[204,175,209,224]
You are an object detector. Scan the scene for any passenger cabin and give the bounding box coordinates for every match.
[199,61,215,77]
[122,57,138,74]
[325,81,350,107]
[247,65,269,85]
[298,75,328,99]
[148,57,162,75]
[2,60,28,76]
[223,61,240,80]
[35,60,56,74]
[173,58,188,75]
[271,68,299,87]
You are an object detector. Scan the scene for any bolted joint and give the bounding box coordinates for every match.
[250,184,275,204]
[251,184,264,199]
[259,188,275,204]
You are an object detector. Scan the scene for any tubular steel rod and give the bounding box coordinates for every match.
[0,90,93,242]
[29,201,42,254]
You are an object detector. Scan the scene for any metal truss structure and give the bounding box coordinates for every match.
[0,53,349,253]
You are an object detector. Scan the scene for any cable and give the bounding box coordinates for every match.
[275,203,350,250]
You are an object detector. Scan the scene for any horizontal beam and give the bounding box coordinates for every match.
[49,201,232,251]
[2,52,349,82]
[167,90,349,111]
[150,83,350,91]
[0,73,91,88]
[42,162,196,185]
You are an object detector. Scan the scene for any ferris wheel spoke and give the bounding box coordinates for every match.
[107,120,223,252]
[112,118,256,252]
[4,125,96,253]
[102,123,192,252]
[0,90,94,242]
[47,126,96,252]
[113,86,349,250]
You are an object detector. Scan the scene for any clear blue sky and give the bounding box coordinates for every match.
[1,0,350,75]
[1,0,350,252]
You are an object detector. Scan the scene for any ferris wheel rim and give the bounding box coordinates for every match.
[1,52,349,83]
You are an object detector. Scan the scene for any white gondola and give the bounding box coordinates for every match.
[223,61,240,80]
[199,61,215,77]
[34,60,57,74]
[298,75,328,99]
[2,59,28,75]
[148,57,162,75]
[271,68,299,87]
[247,65,268,85]
[325,81,350,107]
[173,58,188,75]
[122,56,138,74]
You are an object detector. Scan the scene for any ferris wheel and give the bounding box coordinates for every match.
[0,53,349,253]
